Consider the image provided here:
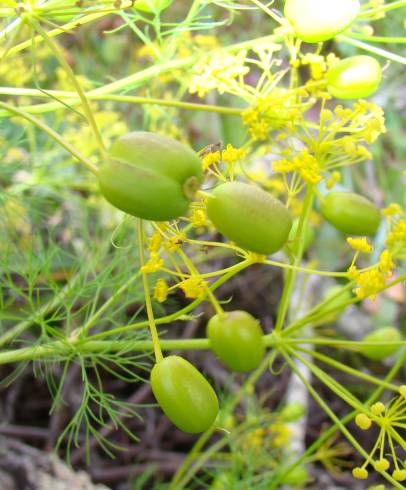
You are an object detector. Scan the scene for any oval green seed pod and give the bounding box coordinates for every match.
[320,191,381,236]
[206,182,293,254]
[284,0,360,43]
[207,311,265,373]
[281,465,310,486]
[327,56,382,99]
[150,355,219,433]
[99,132,203,221]
[134,0,172,13]
[360,327,402,361]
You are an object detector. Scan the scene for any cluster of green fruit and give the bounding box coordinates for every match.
[96,129,399,433]
[94,0,395,435]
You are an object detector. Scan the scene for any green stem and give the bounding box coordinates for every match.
[3,7,126,57]
[358,0,406,17]
[280,347,404,489]
[275,186,314,332]
[337,35,406,65]
[0,89,243,117]
[76,272,142,338]
[0,100,98,174]
[31,19,107,156]
[87,259,251,341]
[1,33,283,117]
[347,32,406,44]
[137,220,163,363]
[268,349,406,489]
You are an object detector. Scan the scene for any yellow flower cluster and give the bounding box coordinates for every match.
[141,252,164,273]
[383,203,403,216]
[299,52,339,80]
[273,148,322,185]
[202,151,220,170]
[221,144,247,164]
[353,102,386,144]
[190,208,207,228]
[153,279,169,303]
[242,91,299,140]
[164,234,186,253]
[179,277,206,299]
[386,219,406,249]
[353,386,406,482]
[346,237,373,254]
[148,232,163,252]
[242,421,292,451]
[201,144,246,171]
[189,50,249,98]
[349,250,396,300]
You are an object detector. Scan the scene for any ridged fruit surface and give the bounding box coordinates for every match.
[99,132,203,221]
[206,182,292,254]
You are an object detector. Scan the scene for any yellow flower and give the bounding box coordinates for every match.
[353,388,406,480]
[273,148,322,185]
[378,250,395,277]
[269,421,292,448]
[189,50,249,98]
[221,144,247,164]
[355,413,372,430]
[353,467,368,480]
[164,234,186,253]
[148,232,163,252]
[153,279,169,303]
[346,237,373,254]
[141,252,164,273]
[383,203,403,216]
[191,209,207,228]
[386,219,406,248]
[352,269,386,300]
[179,277,206,299]
[202,151,221,170]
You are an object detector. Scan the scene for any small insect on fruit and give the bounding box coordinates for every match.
[98,132,203,221]
[320,191,381,236]
[206,181,293,254]
[133,0,172,13]
[327,55,382,99]
[284,0,360,43]
[360,327,402,361]
[207,311,265,372]
[150,356,219,433]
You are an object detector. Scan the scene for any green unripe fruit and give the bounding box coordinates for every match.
[320,191,381,236]
[284,0,360,43]
[319,285,352,323]
[207,311,265,372]
[98,132,203,221]
[279,402,305,422]
[281,465,310,486]
[150,356,219,433]
[327,56,382,99]
[134,0,172,13]
[206,182,293,254]
[360,327,402,361]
